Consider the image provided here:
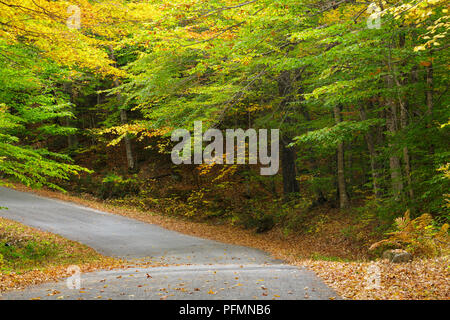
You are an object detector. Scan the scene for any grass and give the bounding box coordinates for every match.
[0,217,124,292]
[310,253,351,263]
[0,239,60,273]
[0,218,103,273]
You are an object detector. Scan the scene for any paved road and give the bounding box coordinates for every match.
[0,187,338,300]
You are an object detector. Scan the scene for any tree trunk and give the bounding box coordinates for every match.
[109,46,136,171]
[425,61,433,119]
[333,105,349,209]
[400,102,414,199]
[384,77,404,199]
[120,108,135,171]
[65,117,78,149]
[277,70,300,199]
[391,34,414,200]
[281,140,300,197]
[359,107,382,198]
[389,66,413,200]
[63,82,78,149]
[425,60,435,155]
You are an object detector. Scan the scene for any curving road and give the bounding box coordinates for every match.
[0,187,338,300]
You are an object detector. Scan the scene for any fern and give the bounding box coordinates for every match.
[370,210,450,258]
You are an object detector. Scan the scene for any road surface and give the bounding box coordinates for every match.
[0,187,338,300]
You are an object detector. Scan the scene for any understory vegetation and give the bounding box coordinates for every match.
[0,0,449,261]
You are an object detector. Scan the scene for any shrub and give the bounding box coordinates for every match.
[99,173,140,199]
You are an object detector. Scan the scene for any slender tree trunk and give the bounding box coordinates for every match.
[391,34,414,200]
[277,70,300,199]
[63,82,78,149]
[359,107,382,198]
[390,65,413,200]
[425,60,435,156]
[119,108,135,171]
[333,105,349,209]
[109,46,136,171]
[300,105,326,203]
[385,34,408,200]
[281,140,300,197]
[65,117,78,149]
[384,77,404,199]
[425,60,433,119]
[400,102,414,199]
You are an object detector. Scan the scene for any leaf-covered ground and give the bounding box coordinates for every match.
[0,217,126,292]
[302,258,449,300]
[7,184,450,300]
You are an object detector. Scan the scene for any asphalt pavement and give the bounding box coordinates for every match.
[0,187,339,300]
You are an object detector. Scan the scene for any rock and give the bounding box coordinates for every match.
[382,249,396,260]
[382,249,412,263]
[392,252,413,263]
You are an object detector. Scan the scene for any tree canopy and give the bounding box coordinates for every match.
[0,0,448,226]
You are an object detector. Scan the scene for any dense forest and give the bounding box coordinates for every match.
[0,0,449,259]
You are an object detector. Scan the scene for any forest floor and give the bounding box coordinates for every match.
[4,183,449,300]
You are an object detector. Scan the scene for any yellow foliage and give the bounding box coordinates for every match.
[0,0,161,78]
[98,124,172,147]
[438,163,450,209]
[383,0,449,52]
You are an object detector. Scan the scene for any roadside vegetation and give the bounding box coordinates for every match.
[0,217,122,292]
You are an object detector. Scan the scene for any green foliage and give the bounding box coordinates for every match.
[99,174,140,199]
[111,0,449,225]
[291,119,384,148]
[0,42,90,190]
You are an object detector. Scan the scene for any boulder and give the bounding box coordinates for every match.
[382,249,413,263]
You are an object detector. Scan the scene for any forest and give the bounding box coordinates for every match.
[0,0,449,300]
